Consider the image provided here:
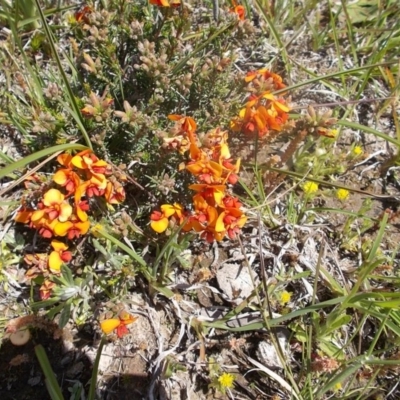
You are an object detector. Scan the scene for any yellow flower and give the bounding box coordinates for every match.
[280,291,292,305]
[54,218,90,240]
[336,188,349,201]
[329,129,338,138]
[353,146,363,156]
[100,318,121,334]
[100,311,138,338]
[31,189,72,223]
[334,382,342,392]
[48,240,72,273]
[150,204,176,233]
[303,181,318,194]
[218,372,235,389]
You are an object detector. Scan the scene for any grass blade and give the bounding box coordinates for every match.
[0,144,88,180]
[33,0,92,149]
[35,344,64,400]
[88,336,106,400]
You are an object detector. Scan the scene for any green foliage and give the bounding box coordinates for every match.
[1,0,400,399]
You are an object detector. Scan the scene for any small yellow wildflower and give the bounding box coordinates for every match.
[218,372,235,389]
[336,188,349,201]
[91,223,104,237]
[329,129,338,138]
[280,291,292,305]
[352,146,363,156]
[303,181,318,194]
[333,382,342,392]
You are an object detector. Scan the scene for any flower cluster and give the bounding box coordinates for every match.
[231,69,290,138]
[15,150,125,299]
[100,310,138,338]
[151,116,247,242]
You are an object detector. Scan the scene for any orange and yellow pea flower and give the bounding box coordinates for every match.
[15,207,33,224]
[54,217,90,240]
[168,115,196,132]
[100,310,138,338]
[186,159,223,184]
[231,102,288,137]
[215,207,247,240]
[57,153,73,168]
[74,184,89,222]
[231,5,245,20]
[230,69,290,137]
[168,114,197,144]
[189,184,226,208]
[39,280,56,300]
[105,181,126,204]
[71,150,111,176]
[34,217,59,239]
[74,5,92,24]
[222,195,242,209]
[31,189,72,223]
[149,0,171,6]
[183,194,218,233]
[150,204,177,233]
[48,240,72,273]
[244,69,287,91]
[53,168,81,196]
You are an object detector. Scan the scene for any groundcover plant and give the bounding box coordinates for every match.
[1,0,400,399]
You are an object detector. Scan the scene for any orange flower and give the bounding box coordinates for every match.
[105,181,126,204]
[75,200,90,222]
[74,5,92,24]
[53,168,81,196]
[149,0,180,6]
[149,0,171,6]
[231,5,245,20]
[71,150,111,176]
[40,280,55,300]
[201,225,224,242]
[218,144,241,184]
[249,92,289,114]
[189,184,226,207]
[186,159,223,184]
[183,194,218,233]
[222,195,242,209]
[231,99,289,137]
[31,189,72,223]
[168,114,197,144]
[54,217,90,240]
[74,183,89,222]
[15,207,33,224]
[150,204,178,233]
[100,310,138,338]
[48,240,72,273]
[86,176,108,197]
[244,69,286,91]
[33,217,59,239]
[215,208,247,239]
